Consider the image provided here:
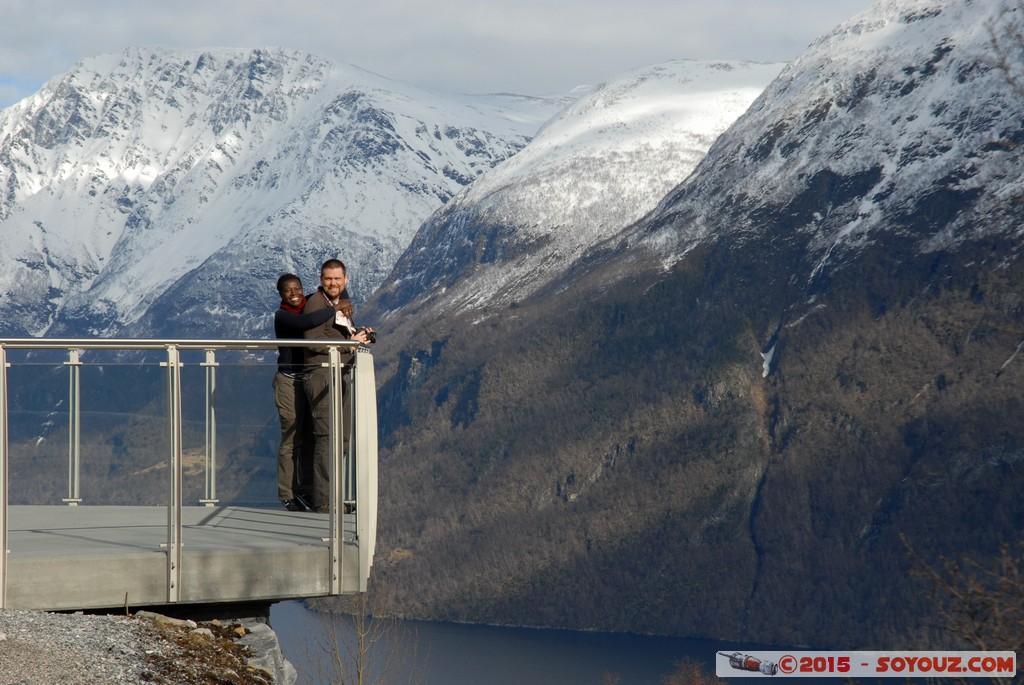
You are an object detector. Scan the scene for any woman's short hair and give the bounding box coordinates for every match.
[276,273,301,293]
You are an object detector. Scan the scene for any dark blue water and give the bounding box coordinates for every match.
[270,600,761,684]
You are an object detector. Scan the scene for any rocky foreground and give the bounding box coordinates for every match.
[0,608,295,684]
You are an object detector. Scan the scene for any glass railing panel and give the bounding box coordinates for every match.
[176,352,280,507]
[2,348,285,507]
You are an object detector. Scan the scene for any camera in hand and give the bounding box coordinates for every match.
[357,327,376,344]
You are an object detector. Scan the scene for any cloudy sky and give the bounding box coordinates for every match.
[0,0,873,109]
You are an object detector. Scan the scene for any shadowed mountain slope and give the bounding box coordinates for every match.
[362,0,1024,646]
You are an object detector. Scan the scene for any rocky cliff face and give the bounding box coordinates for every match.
[364,0,1024,646]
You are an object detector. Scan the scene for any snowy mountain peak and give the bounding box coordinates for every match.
[370,59,783,316]
[0,47,571,337]
[634,0,1022,276]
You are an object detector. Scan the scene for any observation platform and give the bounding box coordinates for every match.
[6,504,358,613]
[0,338,379,615]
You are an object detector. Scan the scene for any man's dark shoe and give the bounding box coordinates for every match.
[313,505,329,514]
[281,498,307,512]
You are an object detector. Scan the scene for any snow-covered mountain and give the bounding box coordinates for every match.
[373,0,1022,326]
[370,59,783,315]
[629,0,1022,281]
[0,47,571,338]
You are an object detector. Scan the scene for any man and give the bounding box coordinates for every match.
[303,259,373,513]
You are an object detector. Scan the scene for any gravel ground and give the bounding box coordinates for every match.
[0,609,283,685]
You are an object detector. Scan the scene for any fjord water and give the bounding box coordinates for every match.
[271,600,749,684]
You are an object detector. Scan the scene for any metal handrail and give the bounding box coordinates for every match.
[0,337,375,609]
[0,338,358,351]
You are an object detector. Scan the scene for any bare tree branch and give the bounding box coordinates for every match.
[902,534,1024,685]
[299,585,424,685]
[986,1,1024,95]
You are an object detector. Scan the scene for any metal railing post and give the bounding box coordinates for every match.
[63,349,83,505]
[0,345,9,609]
[163,345,183,603]
[328,345,344,594]
[344,363,355,507]
[200,349,218,506]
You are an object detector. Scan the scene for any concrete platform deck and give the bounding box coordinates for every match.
[4,505,359,612]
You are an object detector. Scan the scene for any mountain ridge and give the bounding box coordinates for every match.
[627,0,1020,272]
[368,59,783,318]
[0,46,570,338]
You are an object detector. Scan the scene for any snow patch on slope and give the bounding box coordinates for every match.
[385,60,783,315]
[636,0,1023,275]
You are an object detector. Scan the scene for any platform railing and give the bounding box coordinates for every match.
[0,338,378,609]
